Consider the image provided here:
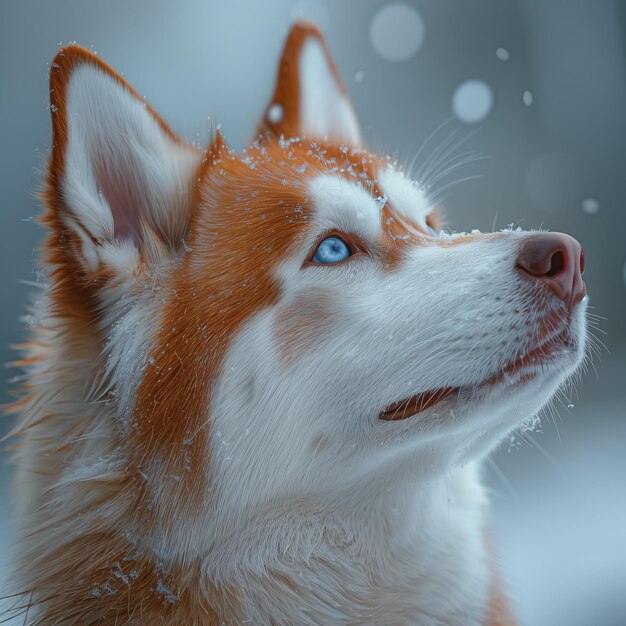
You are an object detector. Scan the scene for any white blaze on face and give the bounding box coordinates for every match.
[378,167,431,230]
[307,174,381,239]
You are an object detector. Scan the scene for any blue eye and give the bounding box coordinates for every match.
[312,236,351,264]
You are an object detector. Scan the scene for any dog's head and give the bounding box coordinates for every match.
[42,23,587,526]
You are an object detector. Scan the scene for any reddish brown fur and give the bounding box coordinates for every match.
[484,534,519,626]
[26,532,229,625]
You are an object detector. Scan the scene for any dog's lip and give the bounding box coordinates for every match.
[379,387,459,421]
[379,329,575,422]
[497,328,574,379]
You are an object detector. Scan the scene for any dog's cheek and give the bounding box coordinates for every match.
[274,289,340,369]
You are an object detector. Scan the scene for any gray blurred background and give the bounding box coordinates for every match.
[1,1,625,624]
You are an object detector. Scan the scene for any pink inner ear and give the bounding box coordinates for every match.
[94,158,144,246]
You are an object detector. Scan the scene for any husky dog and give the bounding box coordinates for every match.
[7,21,586,625]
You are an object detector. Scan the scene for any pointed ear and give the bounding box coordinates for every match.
[46,46,202,274]
[256,21,362,146]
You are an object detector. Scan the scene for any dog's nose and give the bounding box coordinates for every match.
[516,233,587,308]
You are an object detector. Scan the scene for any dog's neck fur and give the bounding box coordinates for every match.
[204,462,492,625]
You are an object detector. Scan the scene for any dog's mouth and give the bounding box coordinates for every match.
[379,387,459,421]
[379,328,577,421]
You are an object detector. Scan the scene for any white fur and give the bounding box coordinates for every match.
[11,289,127,540]
[298,38,361,145]
[63,64,200,267]
[101,283,169,429]
[307,173,381,240]
[379,165,431,230]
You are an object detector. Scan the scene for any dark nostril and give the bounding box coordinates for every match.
[546,250,564,277]
[580,249,585,275]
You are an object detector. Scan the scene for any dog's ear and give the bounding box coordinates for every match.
[44,46,202,277]
[256,21,362,146]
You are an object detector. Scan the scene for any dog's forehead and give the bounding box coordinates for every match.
[308,167,430,235]
[232,140,429,234]
[198,140,429,250]
[308,173,382,238]
[378,167,430,230]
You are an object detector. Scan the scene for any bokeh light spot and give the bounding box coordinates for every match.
[370,4,425,62]
[523,90,534,107]
[496,47,510,61]
[582,198,600,214]
[452,80,493,124]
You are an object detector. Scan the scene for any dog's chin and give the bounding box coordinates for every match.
[379,323,584,423]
